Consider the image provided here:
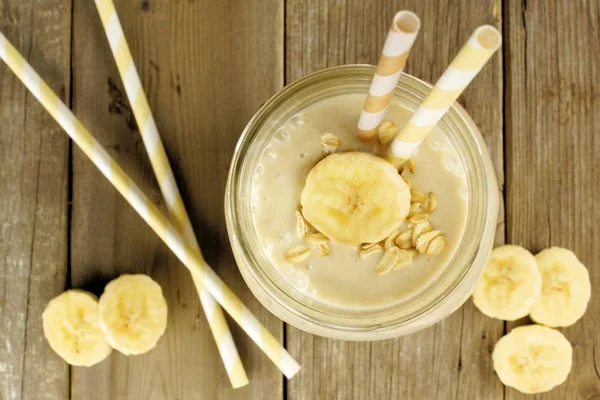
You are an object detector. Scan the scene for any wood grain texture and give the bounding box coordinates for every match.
[3,0,599,399]
[504,0,600,399]
[285,1,504,399]
[0,1,71,399]
[70,0,283,398]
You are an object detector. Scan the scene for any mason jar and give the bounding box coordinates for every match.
[225,65,498,340]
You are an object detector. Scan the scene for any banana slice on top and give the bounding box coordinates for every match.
[99,274,168,355]
[530,247,591,327]
[42,290,112,366]
[473,245,542,320]
[300,152,411,245]
[493,325,572,394]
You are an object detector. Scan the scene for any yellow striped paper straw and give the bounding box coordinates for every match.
[0,32,300,379]
[388,25,501,165]
[93,0,248,388]
[356,11,420,142]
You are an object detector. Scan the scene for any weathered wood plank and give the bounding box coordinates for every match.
[0,1,71,399]
[505,0,600,398]
[71,0,284,398]
[285,1,504,398]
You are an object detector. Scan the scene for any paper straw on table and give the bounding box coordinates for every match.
[387,25,501,165]
[92,0,248,388]
[0,32,300,379]
[356,11,420,142]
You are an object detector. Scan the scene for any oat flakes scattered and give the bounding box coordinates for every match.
[406,159,416,173]
[376,246,402,275]
[412,221,433,246]
[384,230,402,249]
[415,230,443,253]
[392,249,413,271]
[285,245,312,263]
[424,192,438,214]
[395,229,414,249]
[409,214,428,224]
[361,244,383,257]
[377,121,397,145]
[426,235,447,256]
[318,243,331,256]
[321,132,340,153]
[408,202,423,217]
[295,210,308,239]
[304,232,329,245]
[362,242,381,250]
[407,249,419,258]
[410,189,426,203]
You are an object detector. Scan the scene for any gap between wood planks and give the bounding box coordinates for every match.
[67,0,75,397]
[501,0,511,398]
[282,3,289,399]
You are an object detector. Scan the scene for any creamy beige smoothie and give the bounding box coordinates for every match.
[251,93,468,308]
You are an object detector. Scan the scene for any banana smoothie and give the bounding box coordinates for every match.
[251,93,468,308]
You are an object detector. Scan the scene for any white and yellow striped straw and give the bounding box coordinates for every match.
[388,25,501,165]
[356,11,420,142]
[93,0,248,388]
[0,32,300,379]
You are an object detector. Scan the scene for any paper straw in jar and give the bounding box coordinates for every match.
[356,11,420,142]
[387,25,501,165]
[92,0,248,388]
[0,32,300,379]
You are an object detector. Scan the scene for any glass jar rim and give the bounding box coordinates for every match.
[225,65,498,340]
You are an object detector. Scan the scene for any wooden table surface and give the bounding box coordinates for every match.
[1,0,599,399]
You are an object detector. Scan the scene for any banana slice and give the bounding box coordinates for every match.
[42,290,112,366]
[493,325,572,394]
[300,152,410,245]
[530,247,591,327]
[98,274,168,355]
[473,245,542,320]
